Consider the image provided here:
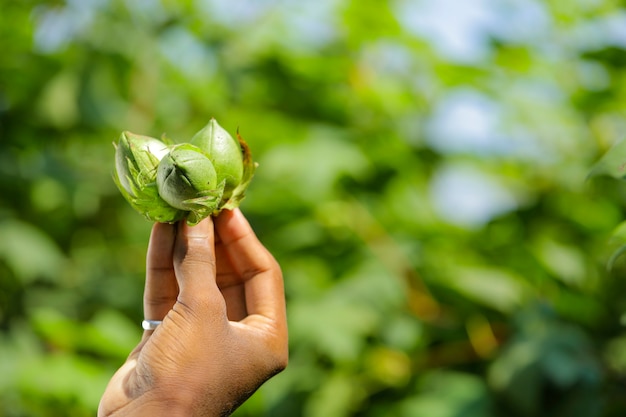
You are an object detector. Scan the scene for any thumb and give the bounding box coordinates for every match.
[173,218,225,316]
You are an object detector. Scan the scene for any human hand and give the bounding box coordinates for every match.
[98,209,288,417]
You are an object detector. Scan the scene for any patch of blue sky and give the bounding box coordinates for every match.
[194,0,274,26]
[359,40,416,77]
[65,0,109,12]
[159,27,217,81]
[195,0,340,51]
[425,88,546,160]
[568,10,626,51]
[429,163,520,228]
[393,0,551,63]
[32,0,112,53]
[121,0,168,25]
[32,6,91,53]
[279,1,340,51]
[484,0,552,45]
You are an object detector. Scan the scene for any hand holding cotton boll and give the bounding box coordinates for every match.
[103,120,287,416]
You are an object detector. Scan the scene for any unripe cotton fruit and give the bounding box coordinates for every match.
[115,131,168,197]
[113,132,185,223]
[156,143,218,211]
[190,118,244,200]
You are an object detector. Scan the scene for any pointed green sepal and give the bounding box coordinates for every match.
[221,131,257,211]
[183,180,226,225]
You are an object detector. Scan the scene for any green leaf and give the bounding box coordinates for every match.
[0,220,65,283]
[397,371,492,417]
[588,138,626,180]
[605,220,626,270]
[607,244,626,270]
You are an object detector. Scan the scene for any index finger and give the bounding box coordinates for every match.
[214,209,285,327]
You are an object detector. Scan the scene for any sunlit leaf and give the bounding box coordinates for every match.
[397,371,492,417]
[588,138,626,180]
[604,220,626,270]
[0,220,65,283]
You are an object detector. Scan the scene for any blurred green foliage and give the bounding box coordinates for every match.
[3,0,626,416]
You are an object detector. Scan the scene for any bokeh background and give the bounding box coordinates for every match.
[3,0,626,416]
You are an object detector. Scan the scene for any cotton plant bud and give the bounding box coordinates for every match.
[156,143,223,225]
[113,132,185,223]
[190,118,244,202]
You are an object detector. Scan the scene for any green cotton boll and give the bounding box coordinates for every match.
[190,118,244,201]
[156,143,224,224]
[114,131,169,197]
[113,132,185,223]
[157,143,218,210]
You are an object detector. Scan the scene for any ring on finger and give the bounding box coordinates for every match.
[142,319,163,330]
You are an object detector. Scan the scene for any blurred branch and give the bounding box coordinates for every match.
[343,196,442,322]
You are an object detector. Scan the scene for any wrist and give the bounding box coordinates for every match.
[143,389,226,417]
